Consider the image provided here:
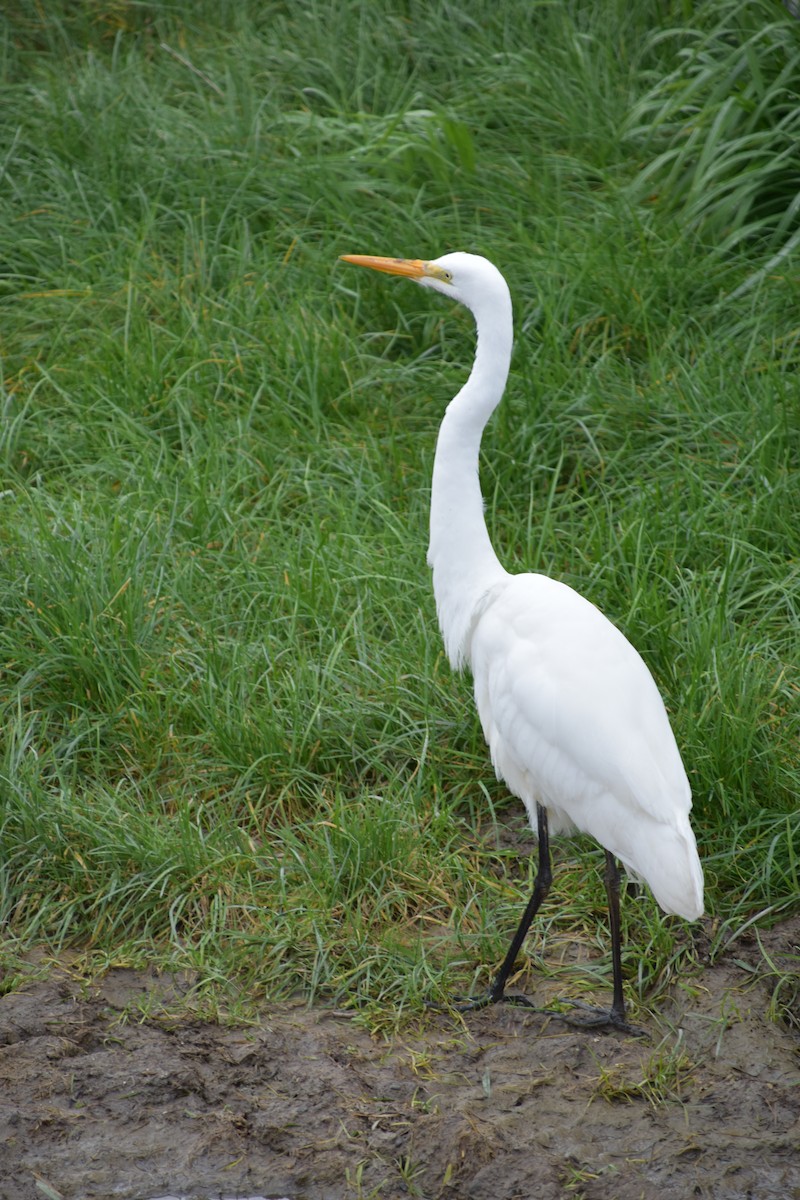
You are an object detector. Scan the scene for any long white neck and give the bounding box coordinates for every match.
[426,286,513,669]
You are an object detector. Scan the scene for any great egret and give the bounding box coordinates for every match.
[340,251,703,1032]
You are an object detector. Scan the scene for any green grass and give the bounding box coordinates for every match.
[1,0,798,1027]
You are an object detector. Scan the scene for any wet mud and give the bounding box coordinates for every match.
[1,919,798,1200]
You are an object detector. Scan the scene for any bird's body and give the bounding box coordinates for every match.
[469,570,702,919]
[341,250,703,1029]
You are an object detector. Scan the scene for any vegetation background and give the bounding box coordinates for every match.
[1,0,798,1029]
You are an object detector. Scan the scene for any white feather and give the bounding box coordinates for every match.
[469,573,702,919]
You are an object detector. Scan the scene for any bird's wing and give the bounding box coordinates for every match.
[470,573,691,829]
[469,573,703,917]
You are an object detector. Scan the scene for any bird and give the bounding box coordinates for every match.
[340,251,704,1033]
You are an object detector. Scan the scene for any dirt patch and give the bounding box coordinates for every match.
[1,920,798,1200]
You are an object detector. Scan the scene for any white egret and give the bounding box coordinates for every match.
[340,251,704,1032]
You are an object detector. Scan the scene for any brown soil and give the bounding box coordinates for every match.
[1,920,798,1200]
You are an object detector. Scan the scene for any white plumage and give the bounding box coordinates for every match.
[341,249,703,1029]
[470,572,702,919]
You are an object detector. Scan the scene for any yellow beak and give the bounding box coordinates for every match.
[339,254,428,280]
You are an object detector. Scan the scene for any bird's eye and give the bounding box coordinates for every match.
[424,262,454,285]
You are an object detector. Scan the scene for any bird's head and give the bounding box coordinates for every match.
[340,251,510,319]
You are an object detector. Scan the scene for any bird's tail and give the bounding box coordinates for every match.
[620,815,704,921]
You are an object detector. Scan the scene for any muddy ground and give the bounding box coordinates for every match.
[0,919,798,1200]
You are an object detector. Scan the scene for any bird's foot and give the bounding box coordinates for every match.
[426,987,540,1014]
[427,992,646,1036]
[545,998,648,1038]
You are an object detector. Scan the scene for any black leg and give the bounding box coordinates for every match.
[433,810,647,1036]
[604,850,627,1024]
[453,803,552,1011]
[556,851,647,1037]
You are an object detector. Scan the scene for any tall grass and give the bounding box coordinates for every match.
[1,0,798,1024]
[626,0,800,276]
